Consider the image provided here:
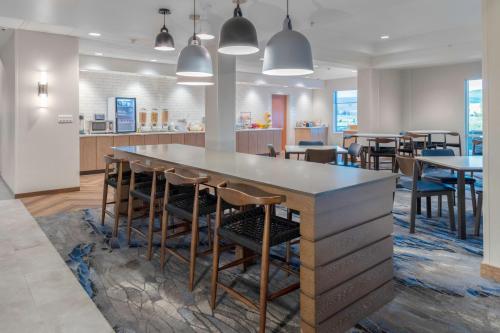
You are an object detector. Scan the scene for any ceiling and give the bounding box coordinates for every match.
[0,0,482,80]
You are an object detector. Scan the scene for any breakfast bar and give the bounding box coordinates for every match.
[113,144,397,332]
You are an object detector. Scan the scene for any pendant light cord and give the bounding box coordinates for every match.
[284,0,292,30]
[234,0,243,17]
[193,0,196,39]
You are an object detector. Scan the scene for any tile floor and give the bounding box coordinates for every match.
[0,199,113,333]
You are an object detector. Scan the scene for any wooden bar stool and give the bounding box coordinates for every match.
[160,169,220,291]
[126,161,166,260]
[211,182,300,333]
[101,154,130,237]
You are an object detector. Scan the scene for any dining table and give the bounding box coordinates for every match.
[284,145,348,160]
[113,144,397,332]
[415,155,483,239]
[407,130,452,146]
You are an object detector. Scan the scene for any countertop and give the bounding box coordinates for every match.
[81,128,282,137]
[113,144,396,197]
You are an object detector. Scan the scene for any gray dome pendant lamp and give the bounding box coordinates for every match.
[263,0,314,76]
[154,8,175,51]
[176,0,214,79]
[218,0,259,55]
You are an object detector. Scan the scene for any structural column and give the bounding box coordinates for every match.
[481,0,500,282]
[204,42,236,152]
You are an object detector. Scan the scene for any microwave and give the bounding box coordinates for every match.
[89,120,114,134]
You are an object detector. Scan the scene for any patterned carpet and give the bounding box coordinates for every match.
[35,187,500,333]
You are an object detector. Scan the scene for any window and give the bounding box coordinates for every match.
[465,79,483,154]
[334,90,358,132]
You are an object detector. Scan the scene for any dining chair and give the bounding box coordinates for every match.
[304,148,338,165]
[394,156,456,233]
[444,132,462,156]
[160,169,223,291]
[298,140,324,146]
[342,142,366,168]
[267,144,277,157]
[342,131,358,149]
[210,182,300,333]
[421,149,477,215]
[101,154,131,237]
[397,135,419,157]
[367,138,397,171]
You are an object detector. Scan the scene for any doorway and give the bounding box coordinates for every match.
[272,94,288,151]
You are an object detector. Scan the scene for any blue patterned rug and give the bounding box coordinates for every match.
[36,187,500,333]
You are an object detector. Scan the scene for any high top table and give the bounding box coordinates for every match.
[114,144,397,332]
[416,156,483,239]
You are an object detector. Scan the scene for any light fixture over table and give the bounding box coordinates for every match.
[176,0,214,85]
[262,0,314,76]
[154,8,175,51]
[218,0,259,55]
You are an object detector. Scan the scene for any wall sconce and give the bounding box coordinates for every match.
[38,71,48,108]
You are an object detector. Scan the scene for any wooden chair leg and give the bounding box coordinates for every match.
[474,192,483,236]
[447,192,456,232]
[189,215,200,291]
[207,214,213,250]
[146,199,156,261]
[160,208,169,271]
[113,184,121,238]
[258,205,272,333]
[126,194,134,244]
[101,182,108,225]
[410,192,418,233]
[426,196,432,218]
[438,195,442,217]
[470,183,477,216]
[210,221,221,310]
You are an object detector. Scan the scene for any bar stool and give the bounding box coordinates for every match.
[211,182,300,333]
[126,161,166,260]
[160,169,220,291]
[101,154,130,237]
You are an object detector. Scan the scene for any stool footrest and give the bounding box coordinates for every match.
[217,282,259,311]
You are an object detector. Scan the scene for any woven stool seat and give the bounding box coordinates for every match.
[219,207,300,254]
[166,190,226,221]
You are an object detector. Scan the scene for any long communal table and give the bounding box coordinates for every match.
[114,144,397,332]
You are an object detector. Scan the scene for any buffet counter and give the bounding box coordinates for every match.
[80,128,282,173]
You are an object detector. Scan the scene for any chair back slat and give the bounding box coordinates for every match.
[395,156,416,177]
[304,148,337,164]
[217,182,284,206]
[421,149,455,157]
[165,169,209,186]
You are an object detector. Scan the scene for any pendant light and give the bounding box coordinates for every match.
[154,8,175,51]
[218,0,259,55]
[176,0,214,79]
[262,0,313,76]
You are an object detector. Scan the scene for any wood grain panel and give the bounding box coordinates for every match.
[129,135,145,146]
[301,259,393,324]
[144,134,159,145]
[158,134,172,144]
[273,130,282,153]
[184,133,196,146]
[301,237,393,297]
[236,131,249,153]
[195,133,205,147]
[295,127,328,145]
[113,135,130,147]
[96,136,113,170]
[171,133,185,144]
[80,137,97,172]
[300,215,393,269]
[248,131,259,154]
[301,281,394,333]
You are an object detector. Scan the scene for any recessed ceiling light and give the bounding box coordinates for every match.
[150,59,158,62]
[94,52,103,56]
[88,32,101,37]
[380,35,390,40]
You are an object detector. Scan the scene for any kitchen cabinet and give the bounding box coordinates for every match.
[144,134,159,145]
[236,129,282,155]
[171,133,185,144]
[129,135,145,146]
[96,136,113,170]
[295,127,328,145]
[113,135,130,147]
[80,137,97,172]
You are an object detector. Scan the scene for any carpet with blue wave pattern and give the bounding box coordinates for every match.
[35,187,500,333]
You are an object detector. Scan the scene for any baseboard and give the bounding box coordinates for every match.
[480,263,500,283]
[15,186,80,199]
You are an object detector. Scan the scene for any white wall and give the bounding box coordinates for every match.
[79,71,205,125]
[0,30,80,195]
[0,32,16,192]
[401,62,482,144]
[237,84,314,145]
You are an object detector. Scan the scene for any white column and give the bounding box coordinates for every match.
[357,68,404,134]
[204,42,236,152]
[481,0,500,281]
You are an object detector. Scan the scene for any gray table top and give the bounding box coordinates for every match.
[114,144,395,197]
[285,145,348,154]
[416,156,483,172]
[352,133,403,139]
[407,130,453,135]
